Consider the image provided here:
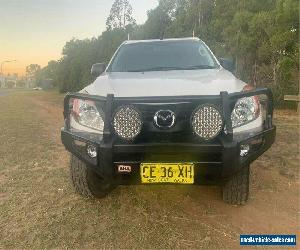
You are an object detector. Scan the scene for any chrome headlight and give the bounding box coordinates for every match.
[70,98,104,133]
[231,96,260,128]
[191,104,223,140]
[113,105,142,140]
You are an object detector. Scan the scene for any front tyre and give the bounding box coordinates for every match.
[70,154,114,198]
[222,165,250,205]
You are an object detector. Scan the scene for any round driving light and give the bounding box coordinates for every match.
[191,104,223,140]
[87,144,97,158]
[240,144,250,157]
[113,105,142,140]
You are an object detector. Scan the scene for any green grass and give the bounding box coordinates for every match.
[0,90,299,249]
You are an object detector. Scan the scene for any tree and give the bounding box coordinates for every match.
[106,0,136,30]
[36,0,298,108]
[25,64,41,78]
[25,64,41,87]
[34,60,59,87]
[137,0,177,39]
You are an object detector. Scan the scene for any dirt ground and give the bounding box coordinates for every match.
[0,90,299,249]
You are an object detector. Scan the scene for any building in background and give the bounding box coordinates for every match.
[0,73,39,89]
[0,74,18,88]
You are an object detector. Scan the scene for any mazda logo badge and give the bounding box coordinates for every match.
[154,110,176,128]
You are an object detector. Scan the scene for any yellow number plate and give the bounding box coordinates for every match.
[140,163,194,184]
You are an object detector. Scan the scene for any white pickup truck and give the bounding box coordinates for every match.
[61,38,276,205]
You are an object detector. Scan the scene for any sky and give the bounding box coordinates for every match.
[0,0,158,75]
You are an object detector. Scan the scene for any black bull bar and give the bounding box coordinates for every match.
[61,88,276,182]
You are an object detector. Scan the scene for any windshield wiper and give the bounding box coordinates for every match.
[128,66,186,72]
[182,65,218,70]
[127,65,217,72]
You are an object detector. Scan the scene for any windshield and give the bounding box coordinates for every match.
[108,40,219,72]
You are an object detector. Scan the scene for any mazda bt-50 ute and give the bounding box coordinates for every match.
[61,38,276,205]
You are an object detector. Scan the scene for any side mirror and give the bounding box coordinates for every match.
[219,58,235,73]
[91,63,106,77]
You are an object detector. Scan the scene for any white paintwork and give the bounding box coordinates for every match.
[85,38,247,97]
[84,68,246,97]
[82,38,262,132]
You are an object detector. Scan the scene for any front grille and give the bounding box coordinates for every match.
[112,100,223,143]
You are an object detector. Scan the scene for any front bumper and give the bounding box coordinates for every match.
[61,126,276,184]
[61,88,276,184]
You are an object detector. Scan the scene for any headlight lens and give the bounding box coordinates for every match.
[113,105,142,140]
[191,105,223,140]
[231,96,260,128]
[70,98,104,133]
